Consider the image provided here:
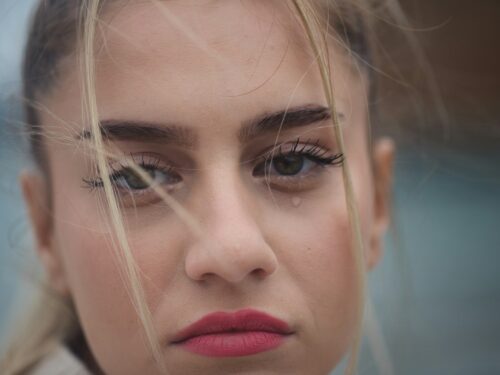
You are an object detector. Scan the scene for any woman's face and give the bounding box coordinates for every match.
[22,1,393,374]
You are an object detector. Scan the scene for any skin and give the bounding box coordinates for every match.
[21,1,394,374]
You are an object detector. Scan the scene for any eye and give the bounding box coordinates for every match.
[82,153,183,197]
[252,139,343,191]
[111,165,181,191]
[253,139,343,177]
[254,153,320,177]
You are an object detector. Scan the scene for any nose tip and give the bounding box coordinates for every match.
[183,170,278,285]
[184,232,278,284]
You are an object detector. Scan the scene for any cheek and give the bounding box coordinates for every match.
[278,204,357,303]
[266,191,361,367]
[52,200,163,373]
[52,182,192,374]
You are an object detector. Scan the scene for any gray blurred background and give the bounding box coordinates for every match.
[0,1,499,374]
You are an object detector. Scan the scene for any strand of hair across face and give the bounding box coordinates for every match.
[79,1,168,373]
[290,1,368,374]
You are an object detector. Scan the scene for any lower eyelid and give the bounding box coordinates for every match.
[115,182,185,207]
[258,176,323,193]
[256,164,326,186]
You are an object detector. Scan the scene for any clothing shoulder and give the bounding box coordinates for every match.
[28,345,92,375]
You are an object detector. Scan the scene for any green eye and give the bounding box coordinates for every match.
[114,167,152,190]
[271,155,305,176]
[253,154,318,177]
[82,153,184,201]
[112,166,181,191]
[252,140,344,185]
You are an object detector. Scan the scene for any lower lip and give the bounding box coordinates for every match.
[176,331,289,357]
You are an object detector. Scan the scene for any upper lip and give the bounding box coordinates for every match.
[171,308,294,344]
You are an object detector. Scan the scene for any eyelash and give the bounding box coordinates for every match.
[82,153,178,192]
[264,138,343,166]
[81,138,343,195]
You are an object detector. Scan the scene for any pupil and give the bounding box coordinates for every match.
[272,155,303,175]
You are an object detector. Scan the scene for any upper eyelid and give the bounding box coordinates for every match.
[108,152,165,170]
[234,143,328,172]
[262,139,331,157]
[99,138,333,171]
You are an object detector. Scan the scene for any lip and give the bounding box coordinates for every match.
[171,308,294,357]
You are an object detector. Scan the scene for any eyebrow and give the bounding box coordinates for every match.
[238,105,335,143]
[77,121,196,148]
[77,105,338,147]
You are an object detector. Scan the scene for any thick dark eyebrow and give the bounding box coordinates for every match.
[76,105,339,147]
[77,120,196,148]
[238,105,339,143]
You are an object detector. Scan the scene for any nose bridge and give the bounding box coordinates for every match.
[208,166,253,232]
[184,165,278,284]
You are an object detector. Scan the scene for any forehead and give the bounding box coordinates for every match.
[90,0,363,115]
[42,0,367,139]
[99,1,307,94]
[100,0,305,76]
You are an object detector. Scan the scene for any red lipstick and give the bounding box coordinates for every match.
[171,308,293,357]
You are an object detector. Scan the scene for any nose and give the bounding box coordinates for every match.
[184,174,278,284]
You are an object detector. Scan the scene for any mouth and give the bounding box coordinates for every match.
[171,308,295,357]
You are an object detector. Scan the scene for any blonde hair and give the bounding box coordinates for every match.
[1,0,424,374]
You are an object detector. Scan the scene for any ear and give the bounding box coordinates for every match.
[367,137,395,270]
[20,171,70,296]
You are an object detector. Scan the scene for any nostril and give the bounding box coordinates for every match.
[199,272,216,282]
[251,268,268,278]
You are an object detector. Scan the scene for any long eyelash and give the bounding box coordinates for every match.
[82,153,164,191]
[269,138,344,166]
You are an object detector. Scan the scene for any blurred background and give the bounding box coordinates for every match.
[0,1,499,374]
